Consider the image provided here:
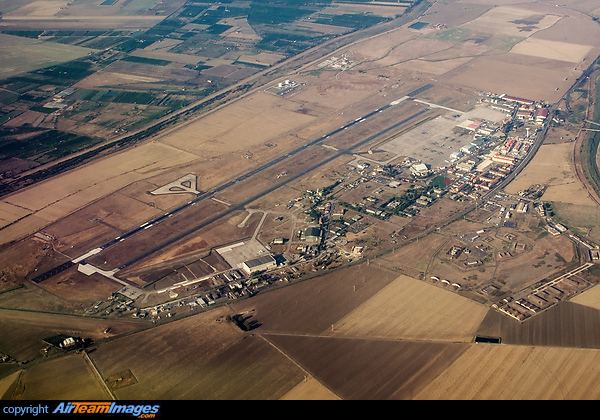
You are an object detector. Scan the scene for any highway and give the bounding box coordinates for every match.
[1,0,433,198]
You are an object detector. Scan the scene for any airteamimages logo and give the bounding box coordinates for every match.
[53,402,160,418]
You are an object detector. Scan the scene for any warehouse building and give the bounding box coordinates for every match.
[241,255,277,275]
[410,163,431,178]
[303,227,322,244]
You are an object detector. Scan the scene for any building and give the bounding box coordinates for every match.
[450,151,463,161]
[516,110,533,120]
[502,95,535,106]
[303,227,322,244]
[410,163,430,178]
[416,195,433,206]
[534,108,549,124]
[461,144,477,154]
[456,160,476,172]
[241,255,277,275]
[516,202,528,213]
[491,154,516,165]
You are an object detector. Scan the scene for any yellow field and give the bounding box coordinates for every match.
[220,17,260,41]
[129,49,201,65]
[237,52,286,66]
[0,143,198,244]
[160,92,316,155]
[5,1,67,17]
[447,55,571,102]
[510,38,593,63]
[367,38,453,68]
[0,370,21,399]
[571,285,600,310]
[13,354,110,400]
[462,6,561,37]
[280,377,340,400]
[506,143,596,206]
[91,308,304,399]
[415,344,600,399]
[77,71,163,88]
[348,27,416,61]
[394,57,474,76]
[332,275,489,342]
[321,3,406,18]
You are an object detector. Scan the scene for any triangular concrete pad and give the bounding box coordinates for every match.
[150,174,200,196]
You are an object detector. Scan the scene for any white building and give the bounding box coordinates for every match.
[241,255,277,275]
[410,163,430,178]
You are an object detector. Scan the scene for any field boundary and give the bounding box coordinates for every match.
[258,334,343,400]
[83,351,115,400]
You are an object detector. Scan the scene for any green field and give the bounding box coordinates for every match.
[122,55,171,66]
[0,34,94,79]
[73,88,157,105]
[0,129,102,164]
[314,13,389,29]
[430,27,472,43]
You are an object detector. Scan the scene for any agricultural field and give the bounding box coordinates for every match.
[0,33,93,79]
[461,6,561,37]
[280,377,340,400]
[0,141,198,245]
[415,344,600,399]
[10,353,110,400]
[264,334,469,400]
[571,284,600,310]
[0,0,403,193]
[90,307,305,399]
[331,274,489,342]
[231,264,397,334]
[506,143,596,206]
[0,370,21,399]
[0,308,147,362]
[476,301,600,348]
[510,38,593,63]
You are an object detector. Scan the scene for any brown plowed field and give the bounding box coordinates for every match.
[91,308,303,399]
[476,303,600,348]
[264,334,468,400]
[231,264,397,335]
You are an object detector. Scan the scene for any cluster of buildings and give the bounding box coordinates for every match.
[441,94,550,201]
[494,264,593,322]
[42,335,89,353]
[485,94,549,124]
[318,54,355,71]
[267,79,302,96]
